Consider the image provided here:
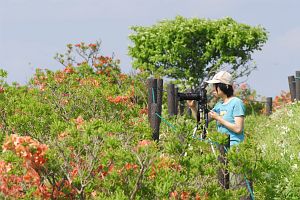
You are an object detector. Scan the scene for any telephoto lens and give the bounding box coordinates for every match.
[177,92,202,101]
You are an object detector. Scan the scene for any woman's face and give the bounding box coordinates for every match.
[212,84,224,98]
[212,84,218,97]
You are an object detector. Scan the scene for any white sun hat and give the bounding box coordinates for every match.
[205,71,233,85]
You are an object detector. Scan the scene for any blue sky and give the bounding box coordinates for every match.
[1,0,300,98]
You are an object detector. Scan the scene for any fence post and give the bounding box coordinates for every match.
[147,78,157,122]
[167,84,176,116]
[218,136,230,189]
[288,76,296,102]
[150,103,159,141]
[157,79,163,124]
[296,71,300,101]
[266,97,272,116]
[175,87,179,115]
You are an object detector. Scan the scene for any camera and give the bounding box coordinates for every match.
[177,85,208,104]
[177,84,209,139]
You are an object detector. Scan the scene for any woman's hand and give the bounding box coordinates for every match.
[187,100,197,119]
[209,111,244,134]
[187,100,196,109]
[208,110,221,121]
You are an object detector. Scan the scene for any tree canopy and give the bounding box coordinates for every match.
[128,16,268,87]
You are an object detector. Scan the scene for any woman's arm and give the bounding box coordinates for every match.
[187,100,214,122]
[209,111,244,134]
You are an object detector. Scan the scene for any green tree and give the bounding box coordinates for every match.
[128,16,268,87]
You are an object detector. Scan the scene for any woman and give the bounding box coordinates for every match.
[189,72,250,197]
[188,71,245,146]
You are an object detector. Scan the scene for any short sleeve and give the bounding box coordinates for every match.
[212,102,221,114]
[233,99,245,117]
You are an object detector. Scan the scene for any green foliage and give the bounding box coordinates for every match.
[129,16,268,87]
[0,59,250,199]
[1,40,300,199]
[244,104,300,199]
[0,69,8,79]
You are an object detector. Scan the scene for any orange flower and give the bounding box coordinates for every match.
[119,74,128,81]
[107,95,129,104]
[2,134,48,167]
[137,140,152,148]
[70,167,78,178]
[108,164,114,173]
[88,43,97,48]
[124,163,138,171]
[39,84,46,92]
[58,131,69,140]
[139,107,148,115]
[170,191,178,199]
[75,116,84,129]
[180,191,190,200]
[63,67,75,74]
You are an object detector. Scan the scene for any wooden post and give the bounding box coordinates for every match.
[150,103,159,141]
[266,97,272,116]
[147,78,157,122]
[288,76,296,102]
[167,84,176,116]
[296,71,300,101]
[175,87,178,115]
[147,78,162,142]
[157,79,163,123]
[218,136,230,189]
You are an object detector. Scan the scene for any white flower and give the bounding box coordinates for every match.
[261,144,267,154]
[287,110,293,117]
[278,141,286,149]
[290,153,295,160]
[291,164,298,171]
[284,177,289,183]
[280,126,290,135]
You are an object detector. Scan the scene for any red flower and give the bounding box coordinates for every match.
[124,163,138,171]
[180,191,190,200]
[0,87,5,93]
[139,107,148,115]
[63,67,75,74]
[88,43,97,48]
[107,96,129,104]
[170,191,178,199]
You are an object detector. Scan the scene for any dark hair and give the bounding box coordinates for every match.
[214,83,233,97]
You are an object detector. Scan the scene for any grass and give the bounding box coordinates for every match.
[245,102,300,199]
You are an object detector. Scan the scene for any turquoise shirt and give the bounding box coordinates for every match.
[212,97,245,146]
